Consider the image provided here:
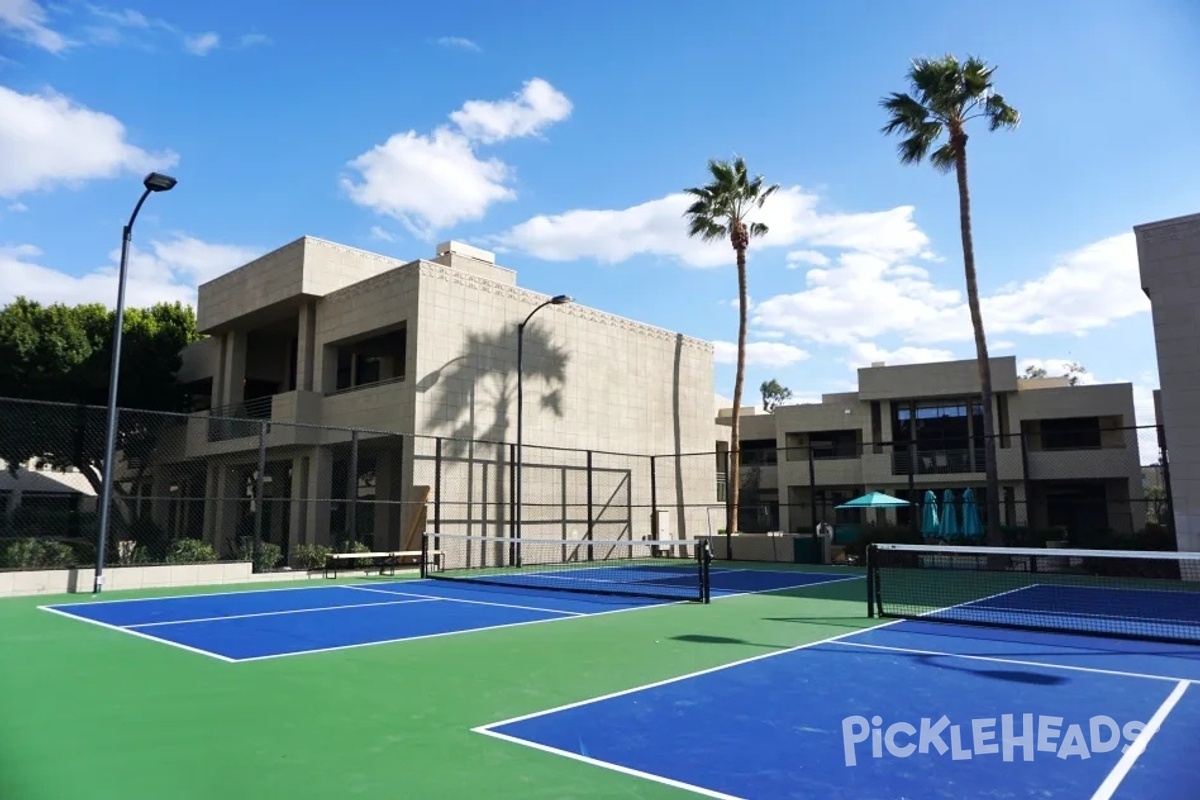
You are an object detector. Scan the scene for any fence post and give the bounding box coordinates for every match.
[1160,429,1177,544]
[906,441,916,534]
[649,455,658,538]
[346,430,359,545]
[724,449,734,561]
[433,437,443,535]
[586,450,595,562]
[1019,431,1033,533]
[807,445,818,532]
[508,443,518,566]
[253,421,269,571]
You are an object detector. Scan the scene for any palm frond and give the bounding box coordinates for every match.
[929,141,957,173]
[683,156,776,246]
[747,221,769,239]
[984,93,1020,131]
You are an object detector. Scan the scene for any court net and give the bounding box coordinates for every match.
[421,533,713,603]
[867,542,1200,644]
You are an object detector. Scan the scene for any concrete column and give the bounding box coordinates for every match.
[296,302,317,392]
[304,446,333,546]
[287,455,309,550]
[219,331,248,407]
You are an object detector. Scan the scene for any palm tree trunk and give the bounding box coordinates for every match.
[952,133,1004,546]
[727,245,749,540]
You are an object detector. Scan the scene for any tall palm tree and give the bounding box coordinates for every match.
[684,157,778,540]
[881,55,1020,545]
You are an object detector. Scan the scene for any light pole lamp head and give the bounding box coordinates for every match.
[550,294,573,305]
[143,172,178,192]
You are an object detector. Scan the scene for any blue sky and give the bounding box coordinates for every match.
[2,0,1199,452]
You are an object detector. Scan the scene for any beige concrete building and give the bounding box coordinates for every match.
[718,356,1147,541]
[150,237,718,560]
[1137,211,1200,552]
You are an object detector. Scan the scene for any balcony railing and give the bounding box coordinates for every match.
[207,395,274,441]
[892,447,986,476]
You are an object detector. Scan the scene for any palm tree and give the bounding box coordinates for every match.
[881,55,1020,545]
[684,157,778,541]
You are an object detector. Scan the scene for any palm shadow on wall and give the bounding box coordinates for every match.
[416,326,570,537]
[419,325,570,452]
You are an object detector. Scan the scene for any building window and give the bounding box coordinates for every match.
[891,398,986,474]
[1040,417,1102,450]
[331,328,406,393]
[739,439,778,466]
[810,430,859,460]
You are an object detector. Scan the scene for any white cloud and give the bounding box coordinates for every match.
[494,187,929,269]
[845,341,957,370]
[754,252,960,345]
[713,340,810,368]
[752,330,786,340]
[0,0,71,52]
[1017,357,1094,383]
[0,236,262,308]
[436,36,480,52]
[369,225,397,243]
[786,249,829,268]
[341,78,570,238]
[184,31,219,55]
[0,85,178,197]
[6,201,26,212]
[239,33,270,48]
[448,78,572,144]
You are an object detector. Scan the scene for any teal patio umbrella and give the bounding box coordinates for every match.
[835,491,911,509]
[939,489,960,539]
[920,489,940,538]
[961,488,984,539]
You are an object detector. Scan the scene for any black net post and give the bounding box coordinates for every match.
[865,542,876,617]
[433,437,443,534]
[346,430,359,543]
[586,450,595,562]
[420,529,429,578]
[253,420,269,571]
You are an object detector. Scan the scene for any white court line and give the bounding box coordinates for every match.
[477,728,746,800]
[232,599,680,664]
[1091,680,1190,800]
[232,573,856,664]
[344,585,586,617]
[37,604,237,663]
[827,640,1196,685]
[40,578,421,608]
[474,621,905,732]
[126,597,438,628]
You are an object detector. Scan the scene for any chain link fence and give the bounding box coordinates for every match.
[0,396,720,573]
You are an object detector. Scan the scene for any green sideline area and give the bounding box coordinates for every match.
[0,563,868,800]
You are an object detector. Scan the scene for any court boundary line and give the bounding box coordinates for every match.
[477,727,746,800]
[37,567,864,664]
[941,582,1200,629]
[34,564,861,610]
[828,640,1196,684]
[474,619,1195,800]
[126,597,439,628]
[344,585,587,617]
[38,604,237,663]
[1091,679,1190,800]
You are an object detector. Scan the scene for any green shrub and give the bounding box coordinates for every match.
[166,538,218,564]
[293,544,331,571]
[0,538,78,569]
[233,538,283,573]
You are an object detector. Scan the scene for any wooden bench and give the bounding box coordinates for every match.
[323,549,441,579]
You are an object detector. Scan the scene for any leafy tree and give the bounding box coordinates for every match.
[684,157,778,537]
[760,379,793,412]
[1022,361,1088,386]
[882,55,1020,546]
[0,299,199,507]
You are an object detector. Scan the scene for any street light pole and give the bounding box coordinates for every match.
[514,294,572,566]
[93,172,178,594]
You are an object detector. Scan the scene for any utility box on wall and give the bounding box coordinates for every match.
[652,509,671,541]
